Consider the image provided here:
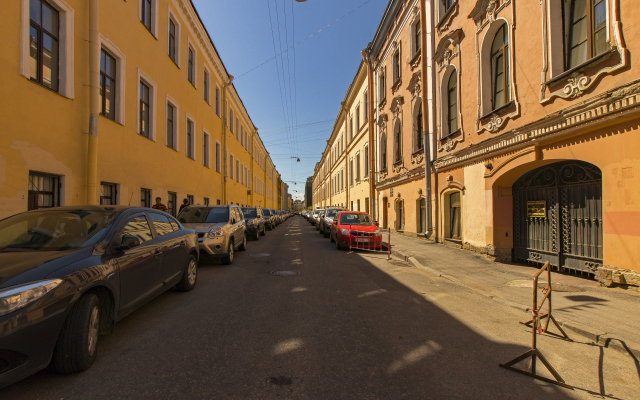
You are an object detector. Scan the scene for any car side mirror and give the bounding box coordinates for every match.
[116,235,141,251]
[375,221,379,227]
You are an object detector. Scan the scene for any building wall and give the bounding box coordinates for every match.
[0,0,281,219]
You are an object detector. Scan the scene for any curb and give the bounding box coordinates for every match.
[394,251,640,360]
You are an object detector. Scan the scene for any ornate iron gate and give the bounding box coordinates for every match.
[513,161,602,273]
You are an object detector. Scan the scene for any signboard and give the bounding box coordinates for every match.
[390,188,394,197]
[527,201,546,218]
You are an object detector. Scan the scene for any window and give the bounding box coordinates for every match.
[443,0,454,11]
[141,188,151,208]
[139,81,151,138]
[166,102,176,149]
[168,191,177,216]
[393,49,401,83]
[168,19,177,63]
[491,24,510,109]
[394,121,402,162]
[414,20,421,55]
[236,160,240,183]
[378,69,386,104]
[356,152,361,181]
[187,195,194,205]
[230,109,234,133]
[365,197,370,214]
[215,141,221,172]
[204,69,210,103]
[149,213,173,237]
[203,131,210,168]
[567,0,608,69]
[364,143,369,176]
[141,0,152,32]
[121,215,153,243]
[215,86,221,116]
[363,91,369,121]
[356,106,360,130]
[230,155,234,179]
[447,71,458,134]
[100,182,117,205]
[187,46,195,85]
[236,118,239,140]
[186,119,194,159]
[29,0,59,92]
[204,197,210,206]
[28,172,60,210]
[349,117,353,141]
[396,199,404,230]
[380,133,387,170]
[416,106,424,151]
[449,192,461,239]
[98,50,117,120]
[350,159,354,187]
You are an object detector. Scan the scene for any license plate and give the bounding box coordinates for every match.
[357,238,369,243]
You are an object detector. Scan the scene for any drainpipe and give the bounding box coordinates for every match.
[362,47,376,221]
[87,0,100,205]
[420,0,434,239]
[222,76,234,205]
[341,103,349,210]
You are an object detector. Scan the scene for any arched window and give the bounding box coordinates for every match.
[567,0,608,69]
[416,106,424,150]
[380,133,387,170]
[394,121,402,162]
[491,23,510,109]
[447,72,458,134]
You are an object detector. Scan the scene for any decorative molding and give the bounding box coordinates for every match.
[539,0,629,104]
[434,79,640,172]
[434,29,463,72]
[437,1,459,33]
[393,162,404,173]
[483,147,536,178]
[411,149,424,164]
[442,137,458,152]
[407,71,422,99]
[390,96,404,119]
[410,52,421,71]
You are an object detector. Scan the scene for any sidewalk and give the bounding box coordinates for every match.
[384,232,640,358]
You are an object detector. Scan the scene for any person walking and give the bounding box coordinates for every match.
[179,198,189,212]
[152,197,168,212]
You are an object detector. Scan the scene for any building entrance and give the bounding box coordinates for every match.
[513,161,602,273]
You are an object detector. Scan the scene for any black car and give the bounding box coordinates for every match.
[263,209,276,230]
[0,206,199,389]
[241,207,267,240]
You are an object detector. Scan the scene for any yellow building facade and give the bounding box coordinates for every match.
[0,0,282,219]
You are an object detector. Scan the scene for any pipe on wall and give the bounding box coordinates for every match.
[87,0,100,205]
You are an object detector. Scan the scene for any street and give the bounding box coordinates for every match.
[2,217,638,399]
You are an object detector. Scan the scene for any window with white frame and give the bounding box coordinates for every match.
[235,117,239,140]
[413,18,421,56]
[566,0,608,70]
[215,140,221,172]
[139,0,158,37]
[363,91,369,122]
[187,43,196,87]
[215,85,221,116]
[378,69,386,105]
[349,159,354,187]
[392,47,401,83]
[185,117,195,160]
[99,35,126,124]
[356,105,360,130]
[364,143,369,176]
[203,67,210,104]
[137,69,157,140]
[166,96,179,150]
[167,12,180,66]
[355,152,361,182]
[230,154,234,179]
[349,116,353,141]
[203,130,210,168]
[230,108,234,133]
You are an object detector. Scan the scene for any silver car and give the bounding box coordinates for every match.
[319,207,346,237]
[177,205,247,265]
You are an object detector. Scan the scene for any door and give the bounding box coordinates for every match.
[148,212,186,284]
[419,198,426,234]
[116,213,163,313]
[382,197,388,229]
[513,161,602,273]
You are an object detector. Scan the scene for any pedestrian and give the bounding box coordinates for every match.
[151,197,168,212]
[179,198,189,212]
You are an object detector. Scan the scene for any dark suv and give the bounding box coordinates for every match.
[242,207,266,240]
[263,208,277,230]
[319,207,346,237]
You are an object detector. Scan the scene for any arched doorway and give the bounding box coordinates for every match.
[513,161,602,273]
[417,197,426,234]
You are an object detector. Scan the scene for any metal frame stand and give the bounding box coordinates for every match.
[499,261,574,390]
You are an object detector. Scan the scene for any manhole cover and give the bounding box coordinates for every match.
[249,253,271,257]
[270,270,300,277]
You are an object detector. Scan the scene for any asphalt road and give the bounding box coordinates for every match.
[2,217,638,399]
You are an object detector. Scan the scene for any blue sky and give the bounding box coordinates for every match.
[192,0,389,200]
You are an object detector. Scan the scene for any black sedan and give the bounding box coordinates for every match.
[0,206,199,389]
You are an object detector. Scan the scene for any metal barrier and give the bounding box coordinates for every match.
[499,261,574,389]
[347,227,391,260]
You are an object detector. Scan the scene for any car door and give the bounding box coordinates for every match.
[233,208,243,245]
[148,212,186,285]
[115,213,163,315]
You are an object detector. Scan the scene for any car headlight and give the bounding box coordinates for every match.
[374,230,381,236]
[0,279,64,317]
[340,229,350,235]
[325,218,333,223]
[207,229,223,239]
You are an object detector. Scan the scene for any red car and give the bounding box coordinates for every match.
[330,211,382,250]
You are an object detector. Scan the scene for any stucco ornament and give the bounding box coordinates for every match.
[392,163,403,173]
[379,169,388,180]
[434,29,462,72]
[563,75,591,99]
[411,151,424,164]
[443,138,457,152]
[390,96,404,120]
[485,115,503,133]
[407,72,422,99]
[468,0,509,25]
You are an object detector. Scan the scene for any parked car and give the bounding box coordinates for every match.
[0,206,199,389]
[315,210,325,230]
[310,209,323,225]
[263,209,277,230]
[177,205,247,265]
[330,211,382,250]
[241,207,266,240]
[319,207,346,238]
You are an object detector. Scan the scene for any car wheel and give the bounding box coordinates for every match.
[253,229,260,241]
[222,240,234,265]
[330,231,335,243]
[176,254,197,292]
[336,236,342,250]
[260,226,266,236]
[324,229,329,238]
[239,233,248,251]
[53,293,100,374]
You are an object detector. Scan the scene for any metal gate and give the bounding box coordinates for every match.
[513,161,602,273]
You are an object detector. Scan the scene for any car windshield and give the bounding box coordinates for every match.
[178,207,229,224]
[0,209,118,252]
[242,208,258,218]
[339,213,374,226]
[325,209,342,218]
